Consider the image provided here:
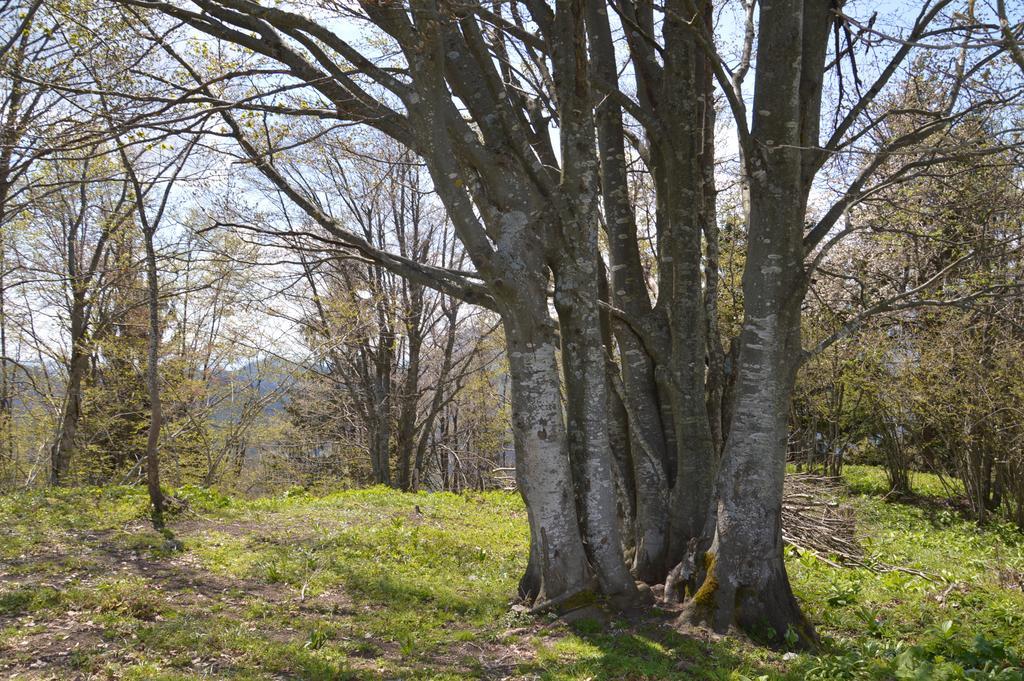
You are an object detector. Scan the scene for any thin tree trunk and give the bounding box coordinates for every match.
[550,0,641,608]
[50,297,88,485]
[143,224,165,527]
[0,6,30,474]
[555,259,641,607]
[655,9,715,569]
[699,0,726,459]
[396,331,421,491]
[412,304,459,491]
[371,325,394,486]
[606,379,636,553]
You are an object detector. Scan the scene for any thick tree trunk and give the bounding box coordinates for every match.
[586,0,672,584]
[681,303,812,643]
[505,310,593,609]
[677,165,810,635]
[655,10,716,570]
[680,0,829,645]
[555,260,641,608]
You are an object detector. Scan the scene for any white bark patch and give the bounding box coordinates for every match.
[513,341,580,563]
[497,210,529,253]
[760,254,783,276]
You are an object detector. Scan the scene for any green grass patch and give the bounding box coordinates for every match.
[1,472,1022,679]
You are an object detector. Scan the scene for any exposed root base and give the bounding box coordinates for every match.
[606,583,655,620]
[517,568,541,603]
[677,556,818,649]
[525,581,599,615]
[519,578,656,623]
[631,555,670,586]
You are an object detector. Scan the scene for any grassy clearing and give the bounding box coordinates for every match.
[1,468,1022,679]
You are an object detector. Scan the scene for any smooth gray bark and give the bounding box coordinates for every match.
[586,0,673,583]
[681,0,830,645]
[551,0,640,607]
[505,307,593,607]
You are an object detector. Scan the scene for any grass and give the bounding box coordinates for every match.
[0,467,1022,679]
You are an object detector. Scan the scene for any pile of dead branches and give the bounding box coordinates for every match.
[781,473,940,582]
[782,473,863,568]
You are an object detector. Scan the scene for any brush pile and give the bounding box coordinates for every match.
[782,473,863,567]
[782,472,940,581]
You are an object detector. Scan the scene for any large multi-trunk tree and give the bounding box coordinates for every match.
[676,0,832,641]
[667,0,1018,642]
[118,0,1020,643]
[126,0,637,609]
